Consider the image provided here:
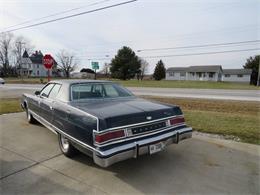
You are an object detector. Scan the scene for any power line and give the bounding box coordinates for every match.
[141,48,260,59]
[2,0,112,30]
[1,0,138,33]
[137,40,260,52]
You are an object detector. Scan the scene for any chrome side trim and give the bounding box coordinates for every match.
[93,122,186,147]
[28,109,98,153]
[100,115,184,133]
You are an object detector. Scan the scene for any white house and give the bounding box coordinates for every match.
[19,50,64,77]
[222,69,252,83]
[166,65,223,82]
[166,65,252,83]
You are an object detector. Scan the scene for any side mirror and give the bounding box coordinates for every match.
[35,91,40,95]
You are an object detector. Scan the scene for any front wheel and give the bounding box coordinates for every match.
[58,134,78,157]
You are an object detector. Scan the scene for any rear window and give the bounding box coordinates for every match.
[71,83,133,100]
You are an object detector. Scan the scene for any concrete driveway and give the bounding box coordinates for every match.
[0,112,259,194]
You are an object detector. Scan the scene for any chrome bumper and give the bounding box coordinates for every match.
[93,127,192,167]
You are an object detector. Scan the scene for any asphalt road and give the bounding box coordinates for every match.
[1,112,259,194]
[0,83,259,101]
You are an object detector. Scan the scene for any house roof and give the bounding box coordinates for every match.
[29,50,43,64]
[223,69,252,75]
[22,50,29,58]
[188,65,222,72]
[29,50,57,66]
[166,67,188,73]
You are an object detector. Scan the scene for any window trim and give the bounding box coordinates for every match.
[70,83,134,101]
[48,84,62,99]
[40,83,55,98]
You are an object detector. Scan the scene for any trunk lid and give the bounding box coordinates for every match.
[70,97,182,130]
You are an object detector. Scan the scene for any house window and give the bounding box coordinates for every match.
[237,74,243,78]
[37,70,39,76]
[180,72,185,77]
[191,72,195,76]
[209,73,214,78]
[169,72,174,77]
[225,74,230,77]
[37,64,39,68]
[198,73,202,78]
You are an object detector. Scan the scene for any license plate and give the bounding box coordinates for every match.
[149,142,164,154]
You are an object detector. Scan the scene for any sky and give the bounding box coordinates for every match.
[0,0,259,73]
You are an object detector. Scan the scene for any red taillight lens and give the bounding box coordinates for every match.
[169,117,185,126]
[95,130,125,144]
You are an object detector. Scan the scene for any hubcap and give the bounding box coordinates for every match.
[60,135,69,151]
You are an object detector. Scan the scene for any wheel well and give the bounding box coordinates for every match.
[23,101,27,109]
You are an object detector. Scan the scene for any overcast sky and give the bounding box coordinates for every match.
[0,0,259,73]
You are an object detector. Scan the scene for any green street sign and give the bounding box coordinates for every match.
[91,61,99,70]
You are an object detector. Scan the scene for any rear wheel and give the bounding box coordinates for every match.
[25,107,37,124]
[58,133,78,157]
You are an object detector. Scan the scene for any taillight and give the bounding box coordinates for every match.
[95,129,125,144]
[168,117,185,126]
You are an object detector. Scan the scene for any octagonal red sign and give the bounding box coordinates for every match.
[43,54,54,69]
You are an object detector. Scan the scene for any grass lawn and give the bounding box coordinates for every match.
[115,80,259,90]
[0,98,23,114]
[4,77,259,90]
[143,96,260,145]
[0,97,259,144]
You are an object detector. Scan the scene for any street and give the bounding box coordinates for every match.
[1,83,259,101]
[1,112,259,194]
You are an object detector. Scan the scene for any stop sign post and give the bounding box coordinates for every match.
[43,54,54,82]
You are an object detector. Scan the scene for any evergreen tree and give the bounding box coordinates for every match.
[153,59,166,80]
[110,46,141,80]
[243,55,259,85]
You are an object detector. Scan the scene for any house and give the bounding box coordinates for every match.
[166,65,252,83]
[222,69,252,83]
[19,50,61,77]
[18,50,33,76]
[166,65,223,82]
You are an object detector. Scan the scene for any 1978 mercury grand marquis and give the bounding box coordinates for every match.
[21,80,192,167]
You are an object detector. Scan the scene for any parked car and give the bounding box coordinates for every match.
[21,80,192,167]
[0,78,5,84]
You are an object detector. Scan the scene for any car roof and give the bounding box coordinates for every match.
[49,79,114,85]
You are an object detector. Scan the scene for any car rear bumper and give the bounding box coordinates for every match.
[93,127,192,167]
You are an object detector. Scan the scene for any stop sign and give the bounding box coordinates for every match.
[43,54,54,69]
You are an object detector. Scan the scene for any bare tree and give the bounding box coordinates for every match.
[0,32,14,76]
[12,35,35,75]
[56,50,78,78]
[139,57,149,80]
[99,62,110,77]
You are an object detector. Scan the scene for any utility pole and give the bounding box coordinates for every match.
[16,41,25,78]
[257,57,260,86]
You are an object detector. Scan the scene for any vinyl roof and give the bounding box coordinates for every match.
[50,79,113,85]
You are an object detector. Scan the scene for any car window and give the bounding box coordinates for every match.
[71,83,133,100]
[103,84,119,97]
[40,84,55,98]
[49,84,61,99]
